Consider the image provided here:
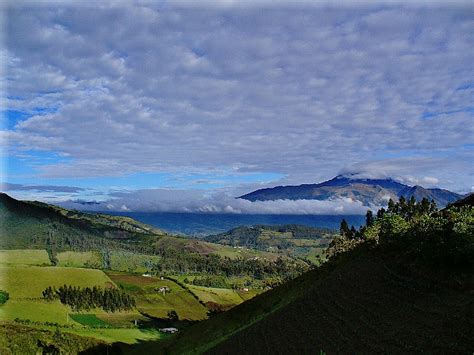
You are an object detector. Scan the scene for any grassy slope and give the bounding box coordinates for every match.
[0,262,162,345]
[120,244,473,354]
[0,193,272,261]
[0,193,163,250]
[106,272,209,321]
[0,264,114,325]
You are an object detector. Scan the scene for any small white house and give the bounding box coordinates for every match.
[157,286,171,294]
[160,327,178,334]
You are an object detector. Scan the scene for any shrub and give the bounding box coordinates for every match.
[0,290,9,305]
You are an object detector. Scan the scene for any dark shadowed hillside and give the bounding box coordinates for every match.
[208,249,473,354]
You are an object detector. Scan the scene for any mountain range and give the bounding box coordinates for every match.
[239,174,463,207]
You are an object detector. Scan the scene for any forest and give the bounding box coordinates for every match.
[42,285,136,312]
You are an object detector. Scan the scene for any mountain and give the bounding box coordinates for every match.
[447,192,474,208]
[239,174,462,207]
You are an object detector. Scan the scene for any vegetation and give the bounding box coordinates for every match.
[107,272,209,320]
[0,290,9,305]
[185,275,229,289]
[69,314,111,327]
[152,247,308,283]
[0,323,103,354]
[42,285,136,312]
[204,224,334,263]
[331,197,473,267]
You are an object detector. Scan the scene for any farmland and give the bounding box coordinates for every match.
[0,195,314,352]
[0,257,161,345]
[0,248,265,350]
[107,272,209,320]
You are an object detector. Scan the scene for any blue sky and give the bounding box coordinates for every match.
[1,1,473,212]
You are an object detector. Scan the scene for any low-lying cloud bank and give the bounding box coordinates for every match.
[60,189,379,215]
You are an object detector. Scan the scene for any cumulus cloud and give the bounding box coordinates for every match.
[2,3,473,193]
[59,188,379,215]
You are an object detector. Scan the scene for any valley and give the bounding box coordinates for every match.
[0,193,313,353]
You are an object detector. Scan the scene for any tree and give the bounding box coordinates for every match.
[387,199,396,213]
[340,219,350,237]
[46,230,59,266]
[167,310,179,321]
[349,226,357,239]
[398,196,407,215]
[365,210,374,227]
[377,207,386,219]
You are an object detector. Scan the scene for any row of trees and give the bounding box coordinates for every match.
[42,285,135,312]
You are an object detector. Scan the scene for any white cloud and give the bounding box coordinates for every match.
[2,3,473,193]
[60,188,379,215]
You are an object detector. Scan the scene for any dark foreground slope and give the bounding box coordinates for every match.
[93,244,473,355]
[209,249,473,354]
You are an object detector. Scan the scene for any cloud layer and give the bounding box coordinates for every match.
[2,3,473,199]
[61,188,379,215]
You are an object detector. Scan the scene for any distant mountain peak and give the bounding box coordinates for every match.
[239,175,462,208]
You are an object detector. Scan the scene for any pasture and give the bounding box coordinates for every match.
[0,258,162,344]
[107,272,209,320]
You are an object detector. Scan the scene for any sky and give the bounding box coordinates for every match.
[1,1,473,214]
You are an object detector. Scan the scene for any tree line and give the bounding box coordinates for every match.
[332,196,473,267]
[42,285,135,312]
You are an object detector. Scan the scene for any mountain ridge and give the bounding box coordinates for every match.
[239,174,462,207]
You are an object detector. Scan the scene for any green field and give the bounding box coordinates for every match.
[107,272,209,320]
[0,255,162,345]
[69,314,111,327]
[170,275,262,308]
[187,285,246,305]
[65,327,162,344]
[0,249,50,265]
[0,264,117,325]
[57,251,101,268]
[0,265,112,299]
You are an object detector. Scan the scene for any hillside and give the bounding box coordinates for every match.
[107,198,473,354]
[0,192,165,250]
[239,174,462,207]
[0,193,272,260]
[204,225,335,263]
